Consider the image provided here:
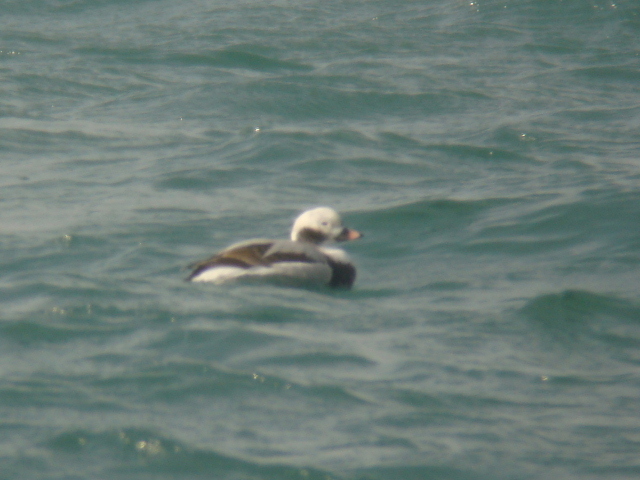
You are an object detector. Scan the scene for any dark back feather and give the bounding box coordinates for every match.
[186,243,273,280]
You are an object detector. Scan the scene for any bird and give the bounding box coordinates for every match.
[186,207,362,288]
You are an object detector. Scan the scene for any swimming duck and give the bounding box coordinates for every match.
[187,207,362,288]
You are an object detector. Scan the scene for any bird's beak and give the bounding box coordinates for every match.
[336,227,363,242]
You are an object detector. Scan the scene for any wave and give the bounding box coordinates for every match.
[37,427,337,480]
[519,289,640,365]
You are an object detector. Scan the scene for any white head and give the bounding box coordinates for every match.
[290,207,362,244]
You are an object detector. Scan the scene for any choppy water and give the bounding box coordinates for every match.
[1,0,640,479]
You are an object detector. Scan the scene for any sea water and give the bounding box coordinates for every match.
[1,1,639,479]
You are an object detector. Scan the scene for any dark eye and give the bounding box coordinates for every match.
[321,221,328,226]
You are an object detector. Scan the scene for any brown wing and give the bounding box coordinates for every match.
[186,243,273,280]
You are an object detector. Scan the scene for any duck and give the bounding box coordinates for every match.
[186,207,362,288]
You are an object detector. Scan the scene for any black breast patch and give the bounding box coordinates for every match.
[327,259,356,289]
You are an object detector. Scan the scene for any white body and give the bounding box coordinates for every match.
[190,261,333,286]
